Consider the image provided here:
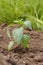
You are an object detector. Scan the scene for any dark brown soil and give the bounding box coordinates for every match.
[0,24,43,65]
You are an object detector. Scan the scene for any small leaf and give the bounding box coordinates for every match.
[22,34,30,48]
[8,41,14,51]
[7,27,11,39]
[14,20,24,26]
[12,27,24,44]
[24,21,32,30]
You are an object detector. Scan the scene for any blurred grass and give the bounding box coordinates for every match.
[0,0,43,24]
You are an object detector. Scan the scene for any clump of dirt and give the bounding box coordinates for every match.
[0,24,43,65]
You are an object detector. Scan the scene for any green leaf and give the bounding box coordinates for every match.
[14,20,24,26]
[24,21,32,30]
[12,27,24,44]
[7,27,11,39]
[22,34,30,48]
[8,41,14,51]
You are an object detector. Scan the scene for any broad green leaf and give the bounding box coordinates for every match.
[22,34,30,48]
[8,41,14,51]
[12,27,24,44]
[7,27,11,39]
[24,21,32,30]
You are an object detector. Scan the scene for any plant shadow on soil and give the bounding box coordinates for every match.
[0,24,43,65]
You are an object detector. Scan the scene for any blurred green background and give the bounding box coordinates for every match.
[0,0,43,24]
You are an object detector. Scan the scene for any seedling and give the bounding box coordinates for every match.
[7,20,43,51]
[7,20,32,51]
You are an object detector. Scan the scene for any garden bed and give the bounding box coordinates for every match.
[0,24,43,65]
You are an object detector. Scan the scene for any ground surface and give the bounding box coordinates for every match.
[0,24,43,65]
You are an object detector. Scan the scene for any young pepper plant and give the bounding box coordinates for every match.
[7,20,32,51]
[7,20,43,51]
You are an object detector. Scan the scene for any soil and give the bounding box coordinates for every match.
[0,24,43,65]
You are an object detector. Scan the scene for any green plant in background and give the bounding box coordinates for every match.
[0,0,43,24]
